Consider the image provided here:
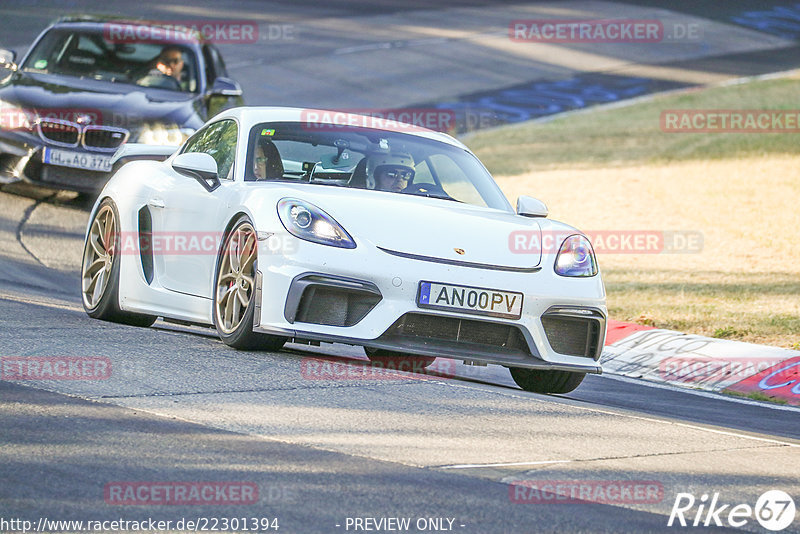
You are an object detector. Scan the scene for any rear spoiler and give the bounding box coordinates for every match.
[110,143,177,174]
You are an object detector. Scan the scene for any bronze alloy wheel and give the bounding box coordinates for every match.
[81,203,116,310]
[215,222,258,334]
[80,199,155,327]
[213,218,286,351]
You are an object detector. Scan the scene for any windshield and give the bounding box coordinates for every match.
[22,27,199,93]
[245,122,512,211]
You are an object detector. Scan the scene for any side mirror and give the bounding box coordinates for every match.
[172,152,221,192]
[0,49,18,71]
[516,196,548,218]
[208,77,243,97]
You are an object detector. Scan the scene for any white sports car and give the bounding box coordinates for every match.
[81,107,606,394]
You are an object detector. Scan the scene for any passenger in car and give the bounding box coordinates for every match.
[253,140,283,180]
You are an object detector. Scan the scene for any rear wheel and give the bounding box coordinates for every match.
[364,347,436,371]
[509,367,585,394]
[80,199,156,327]
[212,216,286,351]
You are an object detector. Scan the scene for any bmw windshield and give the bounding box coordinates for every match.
[21,27,199,92]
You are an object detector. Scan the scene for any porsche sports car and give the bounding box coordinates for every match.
[81,107,607,394]
[0,16,243,193]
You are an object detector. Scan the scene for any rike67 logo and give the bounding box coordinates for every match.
[668,490,796,531]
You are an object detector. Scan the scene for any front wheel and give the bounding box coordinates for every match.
[212,217,286,351]
[80,199,156,327]
[509,367,585,394]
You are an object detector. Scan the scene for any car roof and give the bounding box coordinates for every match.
[215,107,468,150]
[49,17,206,46]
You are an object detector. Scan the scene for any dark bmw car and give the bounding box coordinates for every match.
[0,17,244,193]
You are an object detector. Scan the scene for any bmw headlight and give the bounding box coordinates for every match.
[137,122,194,145]
[0,99,34,132]
[555,234,597,277]
[277,198,356,249]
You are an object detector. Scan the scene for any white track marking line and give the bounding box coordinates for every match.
[436,380,800,448]
[0,292,81,312]
[439,460,572,470]
[602,373,800,414]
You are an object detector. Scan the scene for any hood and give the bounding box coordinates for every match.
[0,71,203,129]
[272,184,544,269]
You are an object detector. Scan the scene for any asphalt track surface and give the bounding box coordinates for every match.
[1,2,800,533]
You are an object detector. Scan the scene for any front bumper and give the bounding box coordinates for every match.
[253,233,606,374]
[0,132,110,193]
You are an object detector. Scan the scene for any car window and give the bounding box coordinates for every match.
[203,45,229,83]
[212,47,229,78]
[412,159,435,185]
[201,46,216,85]
[428,154,488,206]
[243,122,512,211]
[183,119,238,180]
[22,27,199,92]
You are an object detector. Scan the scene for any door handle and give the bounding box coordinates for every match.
[148,198,165,209]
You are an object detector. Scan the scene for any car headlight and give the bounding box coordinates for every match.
[555,234,597,277]
[137,123,194,145]
[0,99,34,132]
[277,198,356,249]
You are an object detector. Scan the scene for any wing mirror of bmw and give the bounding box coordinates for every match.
[172,152,221,192]
[206,78,244,117]
[207,77,243,97]
[516,196,549,218]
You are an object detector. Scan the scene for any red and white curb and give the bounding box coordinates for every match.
[602,321,800,406]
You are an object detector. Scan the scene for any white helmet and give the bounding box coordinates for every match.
[365,152,414,190]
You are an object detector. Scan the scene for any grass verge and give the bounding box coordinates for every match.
[464,74,800,349]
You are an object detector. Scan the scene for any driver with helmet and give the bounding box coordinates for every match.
[365,152,415,192]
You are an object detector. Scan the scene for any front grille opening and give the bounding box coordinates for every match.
[84,127,127,150]
[39,120,79,145]
[295,286,380,327]
[541,315,601,359]
[387,313,530,354]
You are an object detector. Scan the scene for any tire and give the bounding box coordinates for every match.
[80,198,157,327]
[364,347,436,371]
[509,367,586,394]
[212,216,286,351]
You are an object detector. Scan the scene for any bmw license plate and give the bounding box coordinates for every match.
[43,147,112,172]
[417,281,523,320]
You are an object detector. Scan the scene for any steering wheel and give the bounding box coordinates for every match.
[404,182,449,197]
[138,71,182,91]
[154,73,182,91]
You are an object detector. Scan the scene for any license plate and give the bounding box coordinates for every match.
[43,147,112,172]
[417,281,523,320]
